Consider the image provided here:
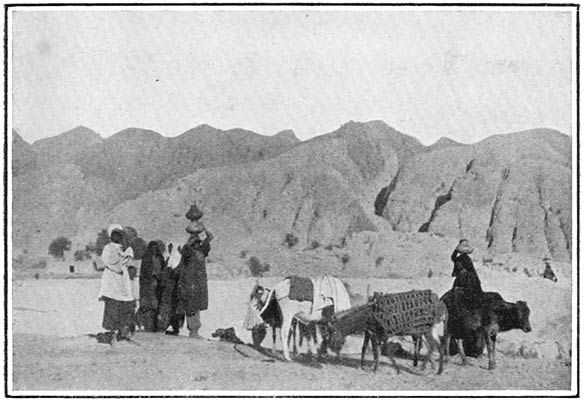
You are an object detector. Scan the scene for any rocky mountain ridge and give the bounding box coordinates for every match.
[11,122,572,277]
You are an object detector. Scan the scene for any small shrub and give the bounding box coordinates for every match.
[283,233,299,249]
[375,256,385,268]
[31,259,47,270]
[523,268,531,277]
[74,250,91,261]
[48,237,71,259]
[309,240,320,250]
[247,256,270,277]
[239,250,248,259]
[324,244,334,251]
[341,254,350,266]
[85,243,98,254]
[428,268,433,278]
[512,266,518,273]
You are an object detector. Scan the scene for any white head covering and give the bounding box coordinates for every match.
[107,224,124,237]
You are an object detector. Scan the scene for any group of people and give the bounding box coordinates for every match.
[97,203,213,346]
[97,205,555,347]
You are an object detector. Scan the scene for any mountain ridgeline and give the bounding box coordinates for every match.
[12,122,572,266]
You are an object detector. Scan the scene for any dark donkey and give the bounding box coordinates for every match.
[324,290,448,374]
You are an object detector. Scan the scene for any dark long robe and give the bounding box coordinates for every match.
[137,243,165,331]
[176,239,210,316]
[451,250,482,294]
[157,264,182,333]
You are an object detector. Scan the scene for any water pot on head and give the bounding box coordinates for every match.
[185,203,203,221]
[455,239,473,254]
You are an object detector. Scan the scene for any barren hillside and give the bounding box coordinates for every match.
[11,123,572,274]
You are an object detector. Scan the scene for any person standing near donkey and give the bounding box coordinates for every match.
[175,202,214,339]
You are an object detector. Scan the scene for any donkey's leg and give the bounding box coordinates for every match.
[278,298,303,361]
[455,338,467,366]
[316,324,329,359]
[361,331,370,370]
[423,331,442,374]
[433,321,446,375]
[289,318,298,356]
[443,332,451,363]
[412,335,421,367]
[485,325,498,370]
[272,327,277,352]
[280,316,294,361]
[371,336,380,372]
[307,323,318,356]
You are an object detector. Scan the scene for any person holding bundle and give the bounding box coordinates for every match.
[98,224,136,346]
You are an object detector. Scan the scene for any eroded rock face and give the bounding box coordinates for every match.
[108,121,410,252]
[378,128,571,261]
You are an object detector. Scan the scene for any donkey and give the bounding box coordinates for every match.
[324,290,448,374]
[248,276,366,361]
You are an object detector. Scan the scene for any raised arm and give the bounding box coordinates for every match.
[201,223,214,242]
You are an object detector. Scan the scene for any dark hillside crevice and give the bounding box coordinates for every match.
[418,188,453,233]
[487,189,504,248]
[374,169,400,216]
[511,226,519,252]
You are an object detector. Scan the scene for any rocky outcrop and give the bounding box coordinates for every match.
[378,128,571,261]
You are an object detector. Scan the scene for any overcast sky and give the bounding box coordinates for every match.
[10,6,574,145]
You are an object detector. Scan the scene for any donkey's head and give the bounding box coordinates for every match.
[249,283,270,309]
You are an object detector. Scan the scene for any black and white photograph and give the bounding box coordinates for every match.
[5,3,578,397]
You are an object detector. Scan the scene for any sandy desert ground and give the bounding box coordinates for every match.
[9,272,576,396]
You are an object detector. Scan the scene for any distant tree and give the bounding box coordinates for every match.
[48,237,71,259]
[85,243,98,254]
[283,233,299,249]
[247,256,270,277]
[309,240,321,250]
[74,250,91,261]
[341,254,350,266]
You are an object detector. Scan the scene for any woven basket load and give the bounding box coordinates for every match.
[370,290,443,336]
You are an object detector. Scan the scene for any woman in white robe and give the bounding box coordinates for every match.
[98,224,136,344]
